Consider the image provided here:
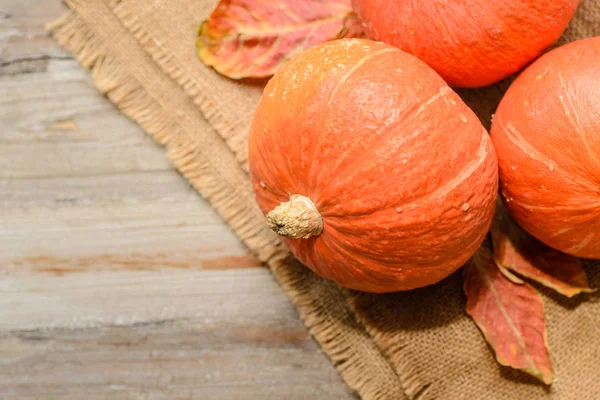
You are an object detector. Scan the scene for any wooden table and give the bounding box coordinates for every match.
[0,1,355,398]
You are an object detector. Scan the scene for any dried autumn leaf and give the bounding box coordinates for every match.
[464,247,553,385]
[196,0,363,79]
[491,201,594,298]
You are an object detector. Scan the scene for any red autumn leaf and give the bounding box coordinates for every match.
[491,201,594,298]
[196,0,363,79]
[464,247,553,385]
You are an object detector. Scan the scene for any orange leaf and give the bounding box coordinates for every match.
[464,247,553,385]
[196,0,363,79]
[491,201,594,298]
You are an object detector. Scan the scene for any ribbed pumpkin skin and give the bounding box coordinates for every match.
[352,0,579,88]
[491,37,600,259]
[248,39,498,293]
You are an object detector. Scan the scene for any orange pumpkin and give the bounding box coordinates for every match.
[248,39,498,293]
[351,0,579,88]
[491,36,600,259]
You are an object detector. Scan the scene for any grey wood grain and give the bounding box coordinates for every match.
[0,269,353,400]
[0,321,349,400]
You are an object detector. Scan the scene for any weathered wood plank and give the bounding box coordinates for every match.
[0,320,351,400]
[0,267,355,399]
[0,0,69,65]
[1,170,196,208]
[0,269,353,399]
[0,268,293,333]
[0,62,174,179]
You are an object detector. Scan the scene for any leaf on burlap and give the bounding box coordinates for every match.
[491,201,594,298]
[464,247,554,385]
[196,0,363,79]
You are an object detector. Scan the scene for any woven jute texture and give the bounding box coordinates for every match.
[50,1,600,398]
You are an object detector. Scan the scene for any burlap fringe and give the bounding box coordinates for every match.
[348,293,433,399]
[271,257,407,400]
[49,8,405,400]
[110,0,251,170]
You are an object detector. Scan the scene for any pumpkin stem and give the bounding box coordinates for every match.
[266,194,323,239]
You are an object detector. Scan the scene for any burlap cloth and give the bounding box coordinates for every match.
[49,1,600,398]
